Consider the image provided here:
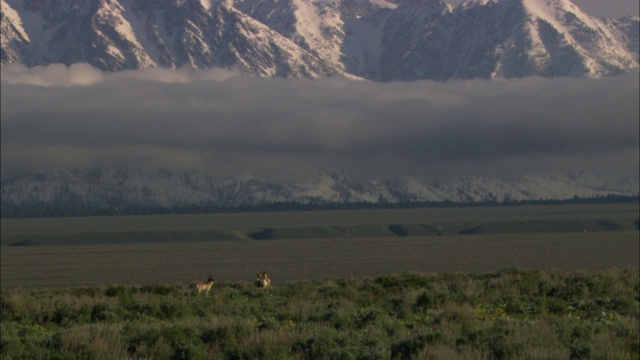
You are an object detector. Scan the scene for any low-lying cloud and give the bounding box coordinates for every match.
[1,63,638,182]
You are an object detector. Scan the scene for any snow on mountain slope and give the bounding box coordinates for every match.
[1,0,346,77]
[377,0,455,81]
[0,1,26,40]
[2,168,637,213]
[377,0,639,80]
[2,0,637,80]
[519,0,638,76]
[601,15,640,63]
[0,0,27,63]
[210,2,341,77]
[234,0,384,72]
[291,0,344,66]
[88,0,157,69]
[2,0,156,69]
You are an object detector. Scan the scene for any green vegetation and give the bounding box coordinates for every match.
[2,203,638,246]
[3,218,638,246]
[2,204,637,358]
[2,268,638,359]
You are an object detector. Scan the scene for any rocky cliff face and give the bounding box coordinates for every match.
[2,0,638,80]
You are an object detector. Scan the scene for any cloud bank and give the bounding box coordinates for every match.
[1,63,638,182]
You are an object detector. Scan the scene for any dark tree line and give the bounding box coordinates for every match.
[1,194,637,219]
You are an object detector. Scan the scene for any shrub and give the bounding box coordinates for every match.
[415,291,444,311]
[104,286,127,297]
[1,269,637,359]
[141,284,175,296]
[90,303,118,323]
[391,335,427,359]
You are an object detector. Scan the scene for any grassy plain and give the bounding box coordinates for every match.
[1,204,638,359]
[1,203,638,288]
[1,203,638,244]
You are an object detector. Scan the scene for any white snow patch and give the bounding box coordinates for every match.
[200,0,212,11]
[521,0,636,76]
[118,3,164,66]
[4,0,56,62]
[369,0,397,9]
[98,1,157,67]
[292,0,345,66]
[524,0,585,35]
[523,0,622,47]
[1,1,29,41]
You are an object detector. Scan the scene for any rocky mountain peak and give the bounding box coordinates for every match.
[1,0,638,79]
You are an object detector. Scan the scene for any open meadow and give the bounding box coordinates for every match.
[1,203,638,288]
[1,203,638,359]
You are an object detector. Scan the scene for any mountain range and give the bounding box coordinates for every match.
[1,0,638,215]
[2,0,638,80]
[1,168,637,216]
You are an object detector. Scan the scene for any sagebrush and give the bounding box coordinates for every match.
[1,268,638,359]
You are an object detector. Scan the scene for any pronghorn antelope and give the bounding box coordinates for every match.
[254,272,271,289]
[195,275,215,295]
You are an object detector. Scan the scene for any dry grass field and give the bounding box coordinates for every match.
[1,203,638,289]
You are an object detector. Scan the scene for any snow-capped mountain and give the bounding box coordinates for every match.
[1,0,343,77]
[1,168,637,215]
[2,0,638,80]
[376,0,639,80]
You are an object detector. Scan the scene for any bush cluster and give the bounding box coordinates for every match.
[1,268,638,359]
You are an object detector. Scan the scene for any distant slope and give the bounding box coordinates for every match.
[1,168,637,217]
